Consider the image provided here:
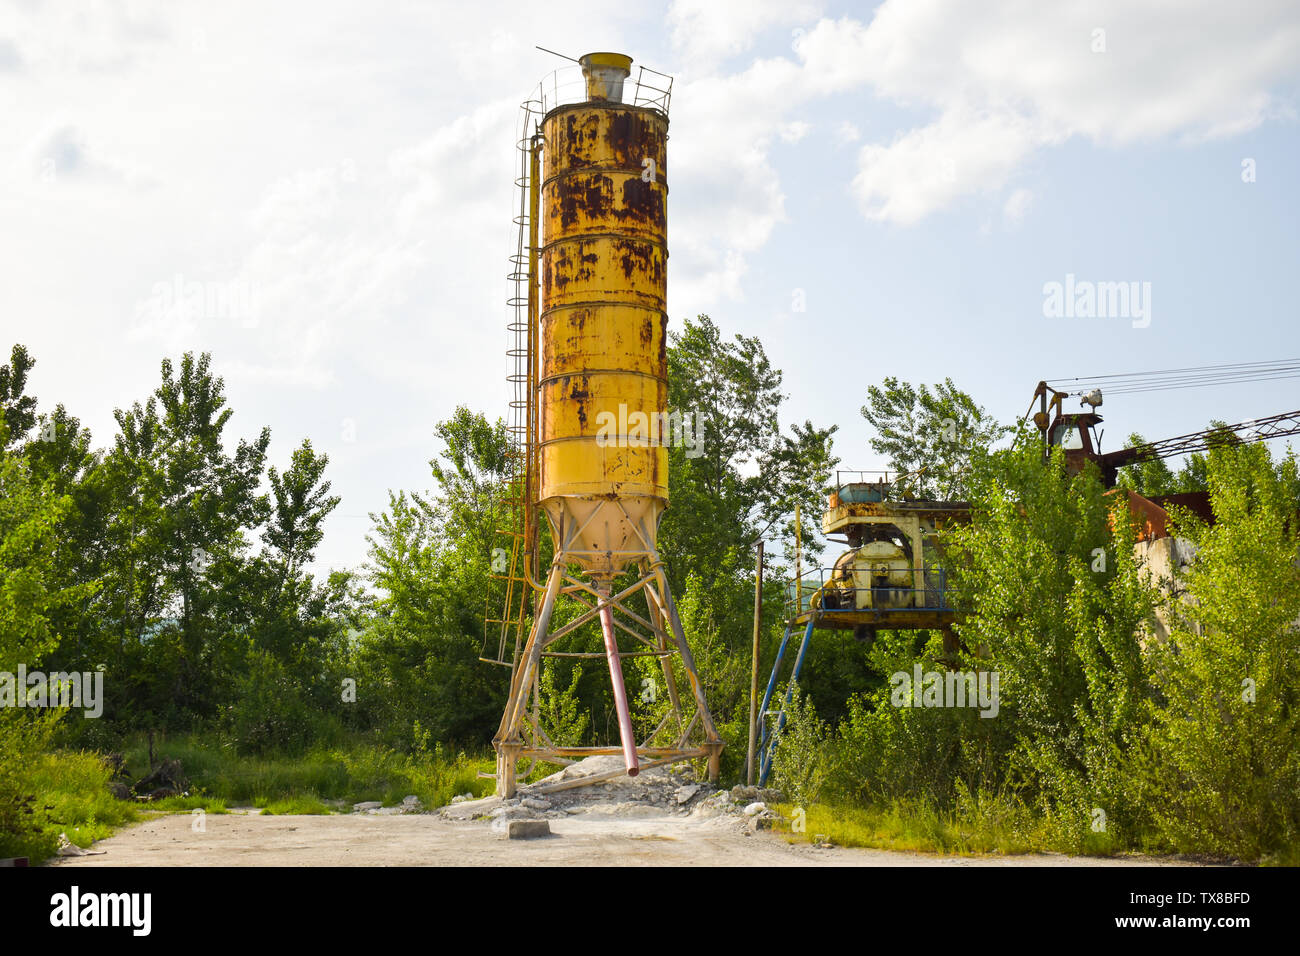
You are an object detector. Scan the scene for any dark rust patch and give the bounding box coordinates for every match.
[568,374,590,430]
[549,174,663,234]
[604,110,666,169]
[559,112,600,171]
[616,240,658,282]
[619,177,664,227]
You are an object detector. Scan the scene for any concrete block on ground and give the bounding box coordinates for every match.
[506,820,552,840]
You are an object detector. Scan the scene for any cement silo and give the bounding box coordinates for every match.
[491,52,722,797]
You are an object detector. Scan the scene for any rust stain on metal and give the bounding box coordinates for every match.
[539,103,669,504]
[566,374,590,430]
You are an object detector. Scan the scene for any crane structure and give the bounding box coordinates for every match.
[1027,379,1300,487]
[486,52,721,798]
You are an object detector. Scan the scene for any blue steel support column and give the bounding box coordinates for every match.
[759,614,818,786]
[756,620,795,754]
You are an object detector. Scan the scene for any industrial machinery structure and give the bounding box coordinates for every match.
[755,471,969,784]
[756,368,1300,783]
[1027,379,1300,487]
[486,52,722,797]
[759,369,1300,785]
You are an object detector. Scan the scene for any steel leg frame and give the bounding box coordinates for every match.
[758,614,817,786]
[493,552,724,796]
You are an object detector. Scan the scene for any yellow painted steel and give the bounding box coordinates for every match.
[539,101,670,513]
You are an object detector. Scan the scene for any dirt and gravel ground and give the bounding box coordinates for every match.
[49,810,1197,867]
[52,757,1198,868]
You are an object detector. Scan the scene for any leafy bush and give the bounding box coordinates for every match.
[6,750,138,860]
[218,649,319,755]
[1139,445,1300,861]
[769,682,830,806]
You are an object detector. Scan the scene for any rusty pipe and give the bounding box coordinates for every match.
[598,584,639,777]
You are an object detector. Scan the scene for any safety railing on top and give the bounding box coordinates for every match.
[831,468,929,501]
[783,566,954,618]
[527,64,673,117]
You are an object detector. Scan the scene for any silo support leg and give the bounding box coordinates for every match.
[648,553,723,757]
[493,563,564,797]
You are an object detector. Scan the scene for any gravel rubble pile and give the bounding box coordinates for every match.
[435,755,787,831]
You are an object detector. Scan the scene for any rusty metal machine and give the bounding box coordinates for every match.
[487,52,721,797]
[1027,379,1300,487]
[755,471,970,784]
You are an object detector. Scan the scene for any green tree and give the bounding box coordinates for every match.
[1140,443,1300,861]
[860,376,1006,499]
[0,346,38,449]
[264,438,340,598]
[0,415,92,857]
[1115,429,1221,495]
[946,436,1157,847]
[100,353,270,725]
[357,409,512,747]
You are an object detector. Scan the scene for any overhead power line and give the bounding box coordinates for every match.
[1047,359,1300,397]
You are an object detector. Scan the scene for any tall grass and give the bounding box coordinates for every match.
[11,751,140,858]
[4,735,498,863]
[774,796,1052,856]
[119,734,497,809]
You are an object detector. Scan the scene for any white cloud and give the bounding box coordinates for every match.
[851,107,1049,226]
[668,0,822,64]
[666,57,806,308]
[660,0,1300,299]
[779,120,812,143]
[0,37,22,72]
[1002,188,1033,225]
[25,122,147,186]
[793,1,1300,223]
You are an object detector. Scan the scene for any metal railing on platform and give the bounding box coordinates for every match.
[782,566,954,618]
[527,64,673,117]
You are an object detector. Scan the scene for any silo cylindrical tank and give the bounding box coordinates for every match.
[538,54,670,572]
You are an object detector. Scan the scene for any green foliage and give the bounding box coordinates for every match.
[258,794,334,815]
[537,660,589,747]
[768,682,829,807]
[946,437,1158,849]
[0,417,89,859]
[1139,444,1300,861]
[120,734,495,810]
[776,793,1046,856]
[357,408,514,748]
[1115,430,1215,494]
[264,438,340,590]
[860,376,1006,498]
[218,648,322,755]
[663,315,838,576]
[1,750,139,860]
[0,345,38,447]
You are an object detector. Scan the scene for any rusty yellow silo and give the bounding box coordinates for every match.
[539,52,669,574]
[492,52,721,797]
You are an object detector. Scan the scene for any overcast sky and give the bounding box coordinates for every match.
[3,0,1299,576]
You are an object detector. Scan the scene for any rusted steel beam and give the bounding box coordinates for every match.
[600,584,640,777]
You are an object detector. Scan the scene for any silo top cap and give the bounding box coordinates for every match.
[579,52,633,102]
